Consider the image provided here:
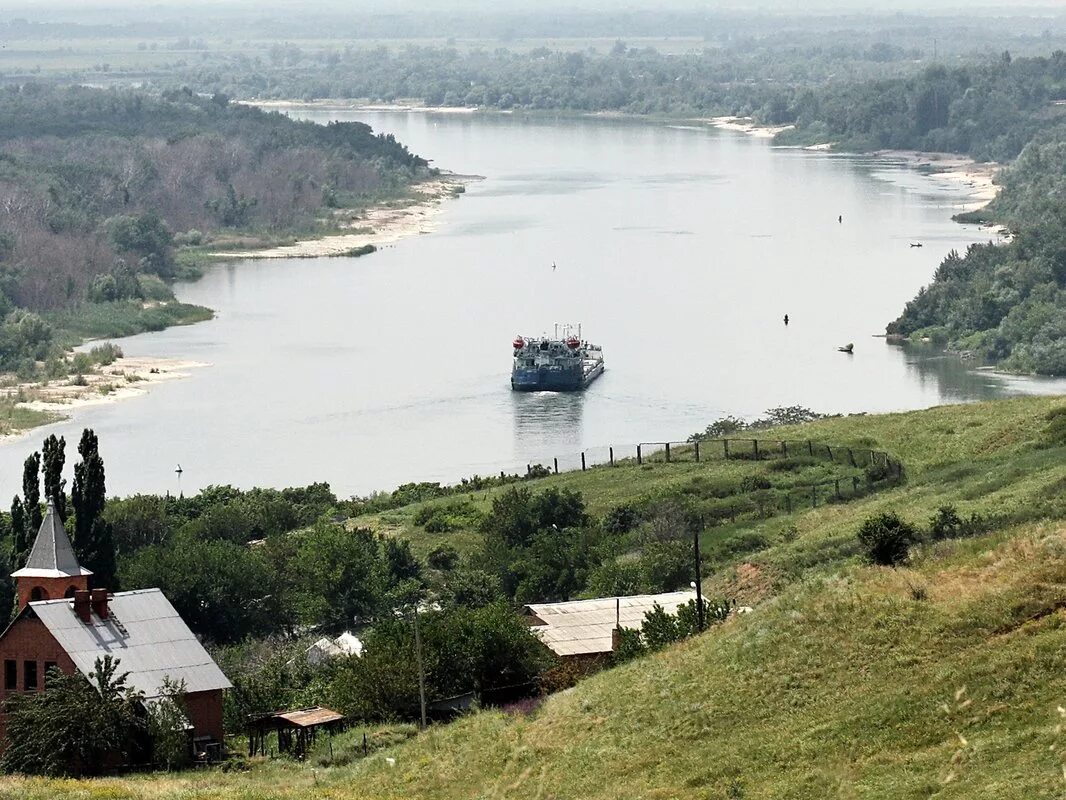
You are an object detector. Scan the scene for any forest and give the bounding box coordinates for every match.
[0,84,429,365]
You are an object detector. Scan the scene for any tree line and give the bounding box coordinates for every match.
[0,83,429,323]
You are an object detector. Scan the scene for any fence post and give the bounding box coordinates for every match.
[811,485,817,508]
[609,446,614,466]
[825,445,833,461]
[848,448,856,467]
[526,463,531,476]
[695,441,701,463]
[553,457,558,474]
[581,452,586,471]
[782,440,788,457]
[808,440,814,456]
[637,445,643,466]
[752,439,759,460]
[853,476,860,494]
[724,439,730,458]
[785,493,792,514]
[665,443,671,463]
[834,479,841,499]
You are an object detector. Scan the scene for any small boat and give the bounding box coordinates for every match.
[910,242,924,248]
[838,343,854,354]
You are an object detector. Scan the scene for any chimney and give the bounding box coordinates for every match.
[73,590,92,624]
[90,588,109,620]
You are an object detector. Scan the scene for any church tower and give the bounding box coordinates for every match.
[10,499,92,611]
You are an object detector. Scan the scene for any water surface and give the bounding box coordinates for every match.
[4,112,1064,497]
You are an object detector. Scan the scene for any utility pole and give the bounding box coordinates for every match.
[413,603,427,730]
[693,527,705,632]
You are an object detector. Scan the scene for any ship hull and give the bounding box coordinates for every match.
[511,363,604,392]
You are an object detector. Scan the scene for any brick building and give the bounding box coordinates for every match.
[0,501,231,750]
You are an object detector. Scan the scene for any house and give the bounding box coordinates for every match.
[0,501,232,750]
[522,590,697,660]
[304,631,364,667]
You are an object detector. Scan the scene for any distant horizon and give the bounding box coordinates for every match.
[4,1,1066,19]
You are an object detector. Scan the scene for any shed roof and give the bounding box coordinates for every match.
[27,588,231,698]
[273,707,344,728]
[523,591,696,657]
[11,500,91,579]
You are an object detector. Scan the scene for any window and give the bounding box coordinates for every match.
[23,660,37,691]
[3,660,15,691]
[29,586,45,601]
[43,662,57,687]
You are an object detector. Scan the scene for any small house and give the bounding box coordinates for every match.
[0,501,231,752]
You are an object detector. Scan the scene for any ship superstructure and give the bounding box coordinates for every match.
[511,324,605,392]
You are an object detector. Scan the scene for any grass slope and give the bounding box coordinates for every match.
[4,395,1066,799]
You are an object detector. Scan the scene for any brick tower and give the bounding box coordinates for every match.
[10,499,91,611]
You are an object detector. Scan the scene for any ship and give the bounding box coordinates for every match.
[511,325,605,392]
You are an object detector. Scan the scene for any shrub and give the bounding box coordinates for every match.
[739,474,772,492]
[427,544,460,571]
[1046,406,1066,446]
[929,505,965,540]
[603,503,640,534]
[857,512,918,566]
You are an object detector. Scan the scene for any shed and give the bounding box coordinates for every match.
[248,706,345,758]
[522,591,696,658]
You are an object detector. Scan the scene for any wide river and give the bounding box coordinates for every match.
[5,112,1066,497]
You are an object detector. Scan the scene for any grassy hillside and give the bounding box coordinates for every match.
[4,395,1066,798]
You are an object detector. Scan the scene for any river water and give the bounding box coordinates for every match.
[4,112,1065,498]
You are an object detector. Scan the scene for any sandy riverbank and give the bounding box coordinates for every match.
[0,356,208,418]
[705,116,1003,214]
[705,116,796,139]
[246,99,478,115]
[215,177,469,260]
[872,150,1001,212]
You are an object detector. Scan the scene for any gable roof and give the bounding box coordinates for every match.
[523,591,696,657]
[10,500,91,579]
[27,588,231,699]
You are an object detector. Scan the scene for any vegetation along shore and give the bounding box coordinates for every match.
[0,83,457,436]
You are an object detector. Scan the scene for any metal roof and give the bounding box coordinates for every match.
[11,500,91,579]
[524,591,696,657]
[28,588,231,698]
[274,707,344,728]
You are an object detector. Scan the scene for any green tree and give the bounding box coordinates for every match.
[21,451,41,535]
[122,533,274,643]
[0,657,145,776]
[147,677,190,770]
[71,429,116,587]
[41,434,66,519]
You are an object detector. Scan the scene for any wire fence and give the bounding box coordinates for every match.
[529,438,902,479]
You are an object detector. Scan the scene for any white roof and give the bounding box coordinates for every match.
[27,588,231,698]
[524,591,696,657]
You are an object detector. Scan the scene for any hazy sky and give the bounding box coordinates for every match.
[6,0,1066,14]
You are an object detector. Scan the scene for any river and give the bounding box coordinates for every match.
[4,111,1065,498]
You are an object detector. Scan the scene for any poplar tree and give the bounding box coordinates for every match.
[41,434,66,519]
[9,497,27,571]
[21,452,41,535]
[72,429,116,588]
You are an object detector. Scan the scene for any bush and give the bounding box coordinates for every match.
[739,474,772,492]
[603,503,640,534]
[929,505,965,540]
[857,512,918,566]
[1046,406,1066,446]
[427,544,460,571]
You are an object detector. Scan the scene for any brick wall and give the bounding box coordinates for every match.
[183,689,225,742]
[0,616,76,742]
